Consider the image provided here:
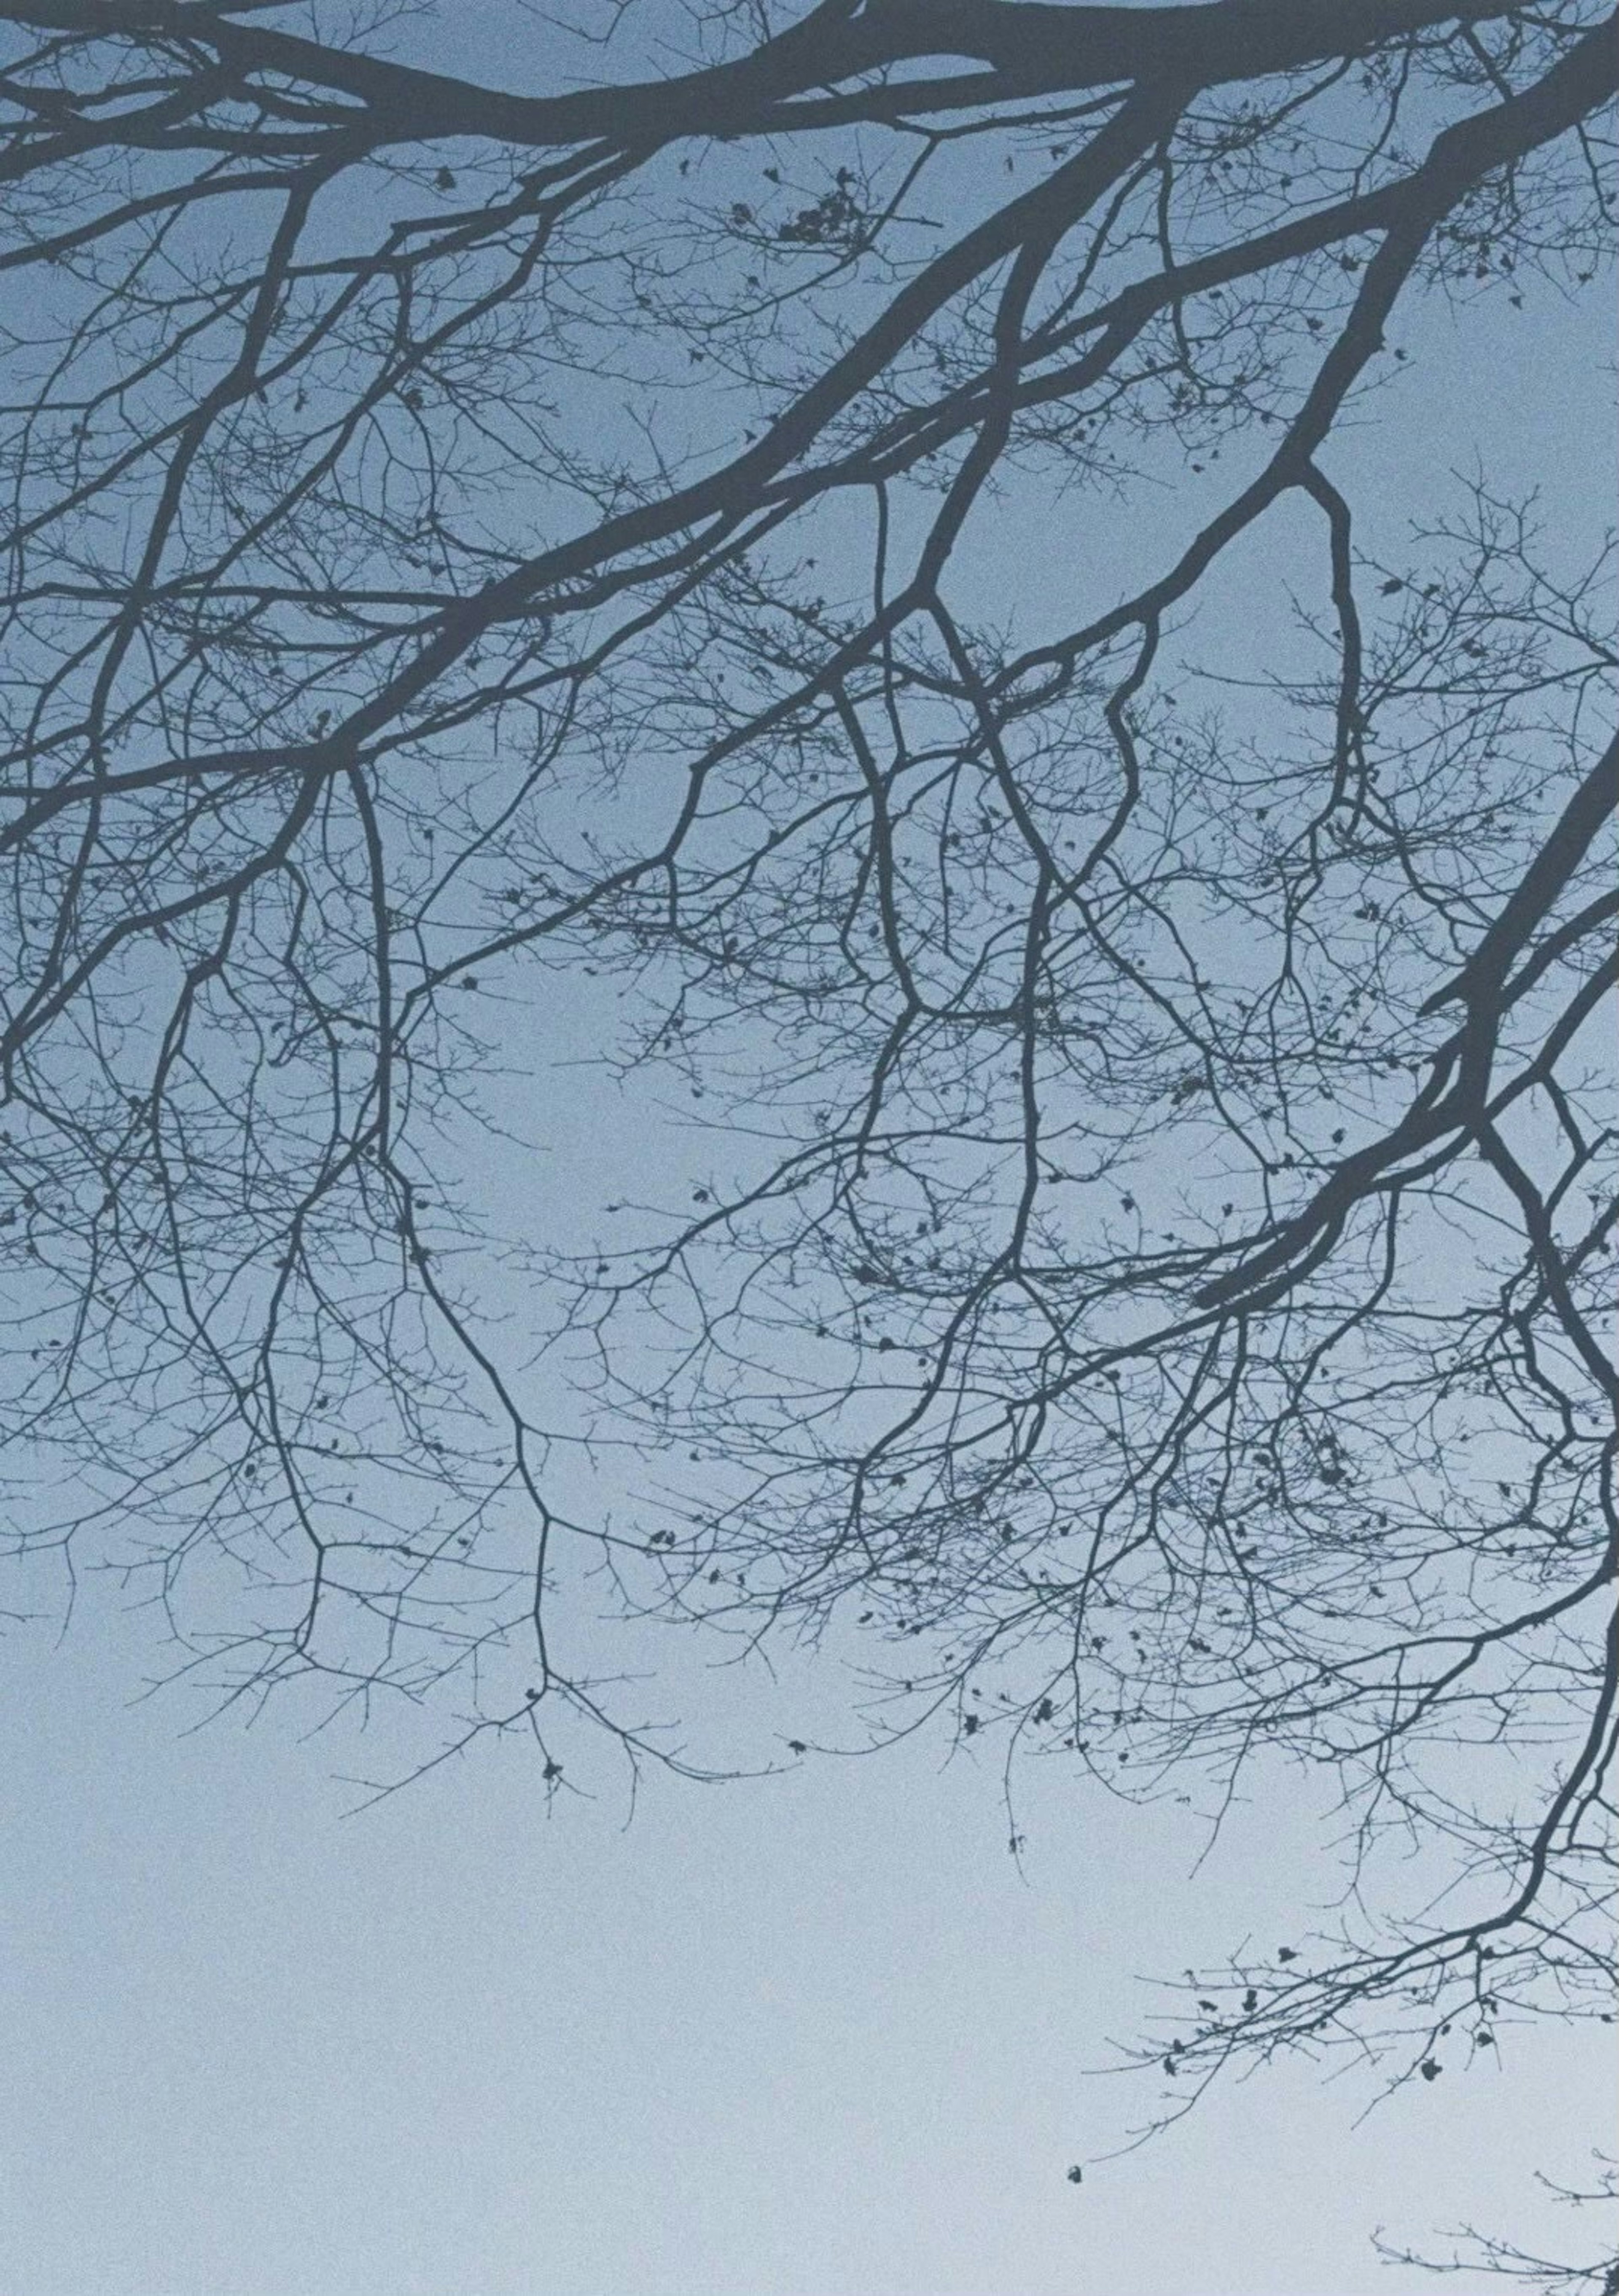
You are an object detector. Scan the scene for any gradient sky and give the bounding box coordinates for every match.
[3,1599,1612,2296]
[1,7,1614,2293]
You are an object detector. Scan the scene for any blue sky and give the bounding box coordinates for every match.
[3,1598,1612,2296]
[1,6,1614,2291]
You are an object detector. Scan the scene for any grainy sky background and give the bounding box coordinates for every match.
[1,5,1614,2292]
[3,1607,1611,2296]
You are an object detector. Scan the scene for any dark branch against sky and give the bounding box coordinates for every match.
[0,3,1614,2285]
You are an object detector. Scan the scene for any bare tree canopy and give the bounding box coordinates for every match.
[1,0,1615,2253]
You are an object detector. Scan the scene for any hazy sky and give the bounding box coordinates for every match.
[2,7,1614,2293]
[3,1598,1612,2296]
